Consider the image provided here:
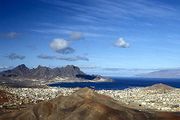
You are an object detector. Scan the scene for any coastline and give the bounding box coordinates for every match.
[0,76,113,88]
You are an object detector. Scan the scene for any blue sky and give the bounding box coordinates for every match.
[1,0,180,76]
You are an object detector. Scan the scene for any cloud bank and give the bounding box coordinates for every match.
[0,32,19,39]
[6,53,25,60]
[37,54,89,61]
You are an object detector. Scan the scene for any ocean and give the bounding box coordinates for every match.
[48,77,180,90]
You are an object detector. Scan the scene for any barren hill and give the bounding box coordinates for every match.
[0,88,179,120]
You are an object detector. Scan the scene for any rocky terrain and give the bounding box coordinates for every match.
[0,64,111,87]
[0,87,179,120]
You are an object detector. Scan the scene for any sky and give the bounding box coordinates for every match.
[1,0,180,76]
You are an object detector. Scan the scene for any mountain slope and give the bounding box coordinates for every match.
[137,69,180,78]
[0,64,30,77]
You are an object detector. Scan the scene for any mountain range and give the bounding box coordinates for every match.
[138,69,180,78]
[0,64,111,87]
[0,64,85,79]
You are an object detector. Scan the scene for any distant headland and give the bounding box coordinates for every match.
[0,64,112,87]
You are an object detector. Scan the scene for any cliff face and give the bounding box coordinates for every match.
[0,88,179,120]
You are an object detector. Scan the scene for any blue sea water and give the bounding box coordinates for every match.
[48,77,180,90]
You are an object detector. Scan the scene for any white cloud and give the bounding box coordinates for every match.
[70,31,84,40]
[50,38,75,54]
[114,38,129,48]
[50,38,69,51]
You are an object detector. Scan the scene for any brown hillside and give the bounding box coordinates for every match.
[0,88,179,120]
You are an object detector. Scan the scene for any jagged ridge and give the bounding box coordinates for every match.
[0,64,85,80]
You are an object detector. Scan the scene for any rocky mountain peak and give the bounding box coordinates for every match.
[36,65,50,70]
[14,64,29,71]
[64,65,81,70]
